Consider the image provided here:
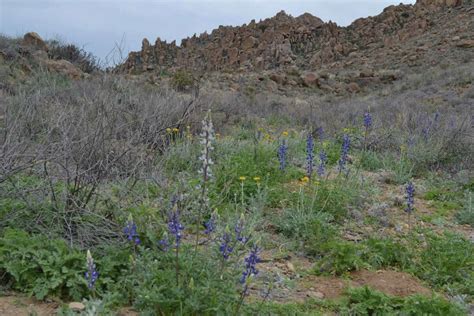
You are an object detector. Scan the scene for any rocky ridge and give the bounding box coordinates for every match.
[119,0,473,94]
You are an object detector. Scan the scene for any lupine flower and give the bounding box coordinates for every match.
[317,127,324,141]
[433,111,440,124]
[123,214,140,245]
[405,182,415,214]
[421,126,430,142]
[317,150,327,177]
[198,110,215,182]
[306,133,314,177]
[338,134,351,172]
[363,112,372,129]
[240,244,261,287]
[235,213,248,244]
[204,211,217,235]
[278,141,288,171]
[158,233,170,252]
[219,229,233,260]
[168,209,184,247]
[85,250,98,290]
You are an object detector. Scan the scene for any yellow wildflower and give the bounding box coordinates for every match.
[239,176,246,181]
[172,128,179,133]
[166,128,172,133]
[282,131,289,137]
[253,176,261,182]
[300,176,310,183]
[400,144,407,154]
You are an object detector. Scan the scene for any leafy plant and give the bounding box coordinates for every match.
[339,286,464,315]
[0,229,87,300]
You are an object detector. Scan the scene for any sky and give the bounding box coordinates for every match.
[0,0,415,65]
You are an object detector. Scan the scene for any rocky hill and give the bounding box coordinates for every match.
[119,0,473,94]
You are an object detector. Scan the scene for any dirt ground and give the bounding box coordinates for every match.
[0,295,58,316]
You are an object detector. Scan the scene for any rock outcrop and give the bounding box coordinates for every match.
[113,0,473,96]
[1,32,84,80]
[120,0,471,81]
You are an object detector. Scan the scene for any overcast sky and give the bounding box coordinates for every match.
[1,0,415,64]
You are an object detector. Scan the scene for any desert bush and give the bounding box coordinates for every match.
[338,286,464,315]
[0,72,201,246]
[413,231,474,299]
[313,237,412,275]
[171,69,195,92]
[47,40,100,73]
[456,191,473,227]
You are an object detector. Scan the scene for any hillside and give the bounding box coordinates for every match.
[119,0,473,94]
[0,0,473,315]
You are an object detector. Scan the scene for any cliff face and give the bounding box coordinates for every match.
[118,0,473,94]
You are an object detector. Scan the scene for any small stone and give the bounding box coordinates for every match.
[456,39,474,48]
[347,82,361,93]
[301,72,319,87]
[68,302,85,312]
[307,291,325,299]
[286,262,296,272]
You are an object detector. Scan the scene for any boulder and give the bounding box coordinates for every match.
[269,73,285,84]
[416,0,462,7]
[43,59,83,79]
[301,72,319,87]
[456,39,474,48]
[68,302,85,312]
[23,32,49,51]
[241,36,258,50]
[347,82,361,93]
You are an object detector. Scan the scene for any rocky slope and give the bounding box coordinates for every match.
[119,0,473,94]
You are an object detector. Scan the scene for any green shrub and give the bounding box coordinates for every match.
[413,232,474,298]
[170,70,195,92]
[0,229,87,300]
[456,191,474,227]
[131,246,239,314]
[339,286,464,316]
[314,240,370,275]
[313,238,413,276]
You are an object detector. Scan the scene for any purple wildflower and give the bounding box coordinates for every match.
[277,141,288,171]
[123,216,140,245]
[204,212,217,235]
[422,127,430,142]
[158,233,170,252]
[85,250,98,290]
[433,111,440,124]
[338,134,350,172]
[219,231,233,260]
[317,127,324,141]
[306,133,314,177]
[405,182,415,214]
[240,244,261,288]
[317,150,327,177]
[363,112,372,129]
[235,214,248,244]
[167,209,184,247]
